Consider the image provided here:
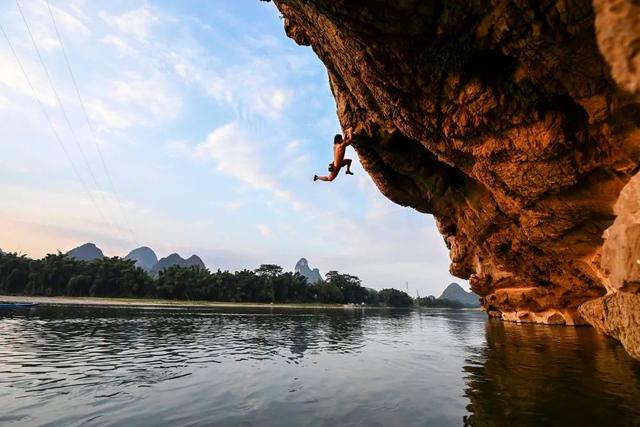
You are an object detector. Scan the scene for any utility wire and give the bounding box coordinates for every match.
[14,0,126,243]
[1,19,114,239]
[2,10,121,244]
[44,0,137,245]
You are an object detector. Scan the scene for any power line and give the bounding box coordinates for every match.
[14,0,127,243]
[2,9,121,244]
[44,0,137,245]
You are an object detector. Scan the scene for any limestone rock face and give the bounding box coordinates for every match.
[579,173,640,357]
[438,282,480,307]
[125,246,159,272]
[594,0,640,95]
[269,0,640,355]
[579,292,640,360]
[294,258,323,284]
[151,253,205,276]
[600,173,640,294]
[66,243,104,262]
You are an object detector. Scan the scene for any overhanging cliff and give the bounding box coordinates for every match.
[267,0,640,358]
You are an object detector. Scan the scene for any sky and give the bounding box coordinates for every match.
[0,0,465,296]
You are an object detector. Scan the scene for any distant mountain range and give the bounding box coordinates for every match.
[294,258,322,283]
[125,246,158,271]
[438,283,480,307]
[66,243,104,261]
[66,243,204,275]
[151,253,205,275]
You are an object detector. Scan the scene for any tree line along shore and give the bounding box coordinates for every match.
[0,252,423,307]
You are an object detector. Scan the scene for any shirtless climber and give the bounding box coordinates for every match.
[313,130,354,182]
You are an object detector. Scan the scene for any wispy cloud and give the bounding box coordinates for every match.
[162,44,296,122]
[98,6,159,42]
[194,121,305,211]
[0,94,9,109]
[256,223,273,238]
[164,139,191,158]
[46,1,91,36]
[224,200,245,210]
[87,71,182,132]
[0,49,58,107]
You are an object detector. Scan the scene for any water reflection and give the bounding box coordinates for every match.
[0,307,370,395]
[464,319,640,425]
[0,305,639,426]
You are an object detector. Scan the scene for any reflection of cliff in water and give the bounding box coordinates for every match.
[463,319,640,425]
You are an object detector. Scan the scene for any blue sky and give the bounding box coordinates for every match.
[0,0,463,296]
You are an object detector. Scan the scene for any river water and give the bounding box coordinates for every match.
[0,305,639,426]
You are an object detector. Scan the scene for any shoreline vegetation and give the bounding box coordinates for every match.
[0,294,429,309]
[0,294,374,309]
[0,252,418,308]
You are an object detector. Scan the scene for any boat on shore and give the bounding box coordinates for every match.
[0,302,39,310]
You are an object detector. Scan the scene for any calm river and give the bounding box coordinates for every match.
[1,305,639,426]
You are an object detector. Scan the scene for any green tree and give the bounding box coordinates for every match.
[325,271,368,304]
[379,288,414,307]
[312,280,344,304]
[66,274,92,297]
[364,288,380,305]
[156,265,210,300]
[255,264,283,302]
[0,251,381,306]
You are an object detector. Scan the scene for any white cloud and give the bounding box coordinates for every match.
[164,140,191,158]
[279,154,310,178]
[224,200,245,210]
[99,7,159,42]
[19,0,91,42]
[0,49,58,107]
[45,1,91,36]
[86,71,182,131]
[0,159,30,174]
[86,98,133,131]
[107,71,181,120]
[256,224,273,238]
[100,34,138,56]
[67,4,90,26]
[194,121,305,211]
[286,139,302,152]
[269,88,287,111]
[164,46,295,120]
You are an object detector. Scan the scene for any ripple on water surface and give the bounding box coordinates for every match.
[0,305,639,426]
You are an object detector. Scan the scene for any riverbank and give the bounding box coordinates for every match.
[0,295,392,310]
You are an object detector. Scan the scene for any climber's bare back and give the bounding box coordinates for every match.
[333,141,346,168]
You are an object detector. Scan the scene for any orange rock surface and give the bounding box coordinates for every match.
[267,0,640,358]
